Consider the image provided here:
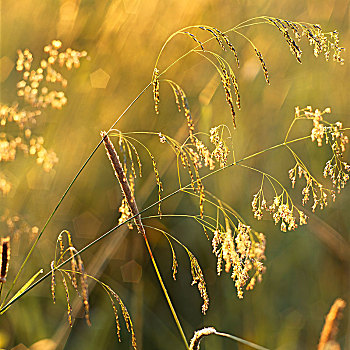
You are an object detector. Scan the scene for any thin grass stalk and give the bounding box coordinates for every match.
[189,327,270,350]
[102,132,189,350]
[214,331,270,350]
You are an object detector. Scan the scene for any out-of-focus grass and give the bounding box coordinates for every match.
[1,0,349,349]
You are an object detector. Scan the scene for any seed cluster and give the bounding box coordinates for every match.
[212,221,266,298]
[252,188,307,232]
[324,159,350,193]
[167,81,195,141]
[210,126,229,168]
[220,64,238,127]
[288,163,335,212]
[113,131,163,223]
[51,230,137,348]
[0,104,41,129]
[183,32,205,51]
[191,138,215,170]
[254,48,270,84]
[152,68,160,114]
[169,139,206,217]
[118,175,135,230]
[294,106,350,194]
[17,40,87,109]
[0,131,58,173]
[106,286,137,350]
[266,17,345,65]
[189,252,209,313]
[318,298,346,350]
[198,26,239,67]
[159,128,230,219]
[1,40,86,195]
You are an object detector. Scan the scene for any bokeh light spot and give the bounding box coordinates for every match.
[120,259,142,283]
[90,68,110,89]
[73,211,102,238]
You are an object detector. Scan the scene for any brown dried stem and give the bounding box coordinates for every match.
[101,131,144,236]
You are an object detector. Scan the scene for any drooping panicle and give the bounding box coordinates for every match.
[152,68,160,114]
[101,132,145,236]
[184,32,205,51]
[50,260,56,303]
[254,48,270,84]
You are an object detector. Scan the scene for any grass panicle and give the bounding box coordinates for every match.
[254,48,270,84]
[106,287,137,350]
[0,40,87,199]
[102,132,144,234]
[152,68,160,114]
[164,80,195,141]
[183,32,205,51]
[189,252,209,314]
[60,272,73,327]
[264,17,345,64]
[50,260,56,303]
[51,230,91,327]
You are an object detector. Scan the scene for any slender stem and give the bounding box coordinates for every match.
[284,117,297,142]
[214,331,270,350]
[143,234,189,349]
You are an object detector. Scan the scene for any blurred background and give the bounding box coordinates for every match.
[0,0,349,349]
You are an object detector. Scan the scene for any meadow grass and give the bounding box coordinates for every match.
[0,15,348,350]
